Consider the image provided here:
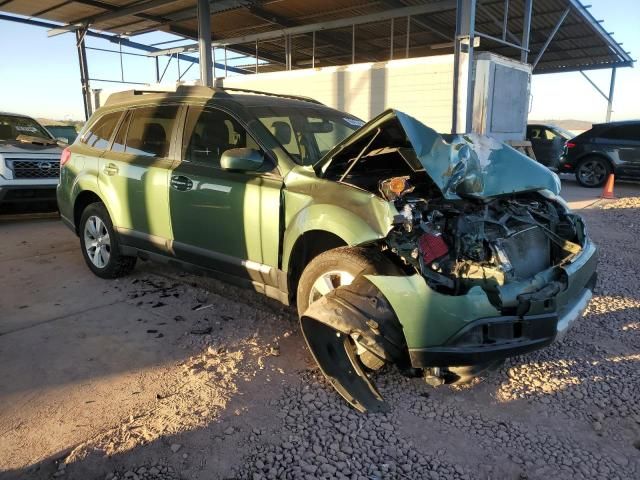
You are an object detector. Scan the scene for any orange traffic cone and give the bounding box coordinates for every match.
[601,173,615,199]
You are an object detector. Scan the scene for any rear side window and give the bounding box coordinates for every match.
[599,125,640,142]
[117,105,179,158]
[82,112,122,149]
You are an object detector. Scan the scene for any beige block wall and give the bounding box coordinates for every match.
[219,55,455,133]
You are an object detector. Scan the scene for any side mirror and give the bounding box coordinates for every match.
[220,148,265,172]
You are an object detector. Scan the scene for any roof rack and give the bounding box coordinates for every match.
[103,84,323,107]
[214,86,323,105]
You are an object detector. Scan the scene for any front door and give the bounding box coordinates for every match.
[169,105,283,285]
[98,104,179,253]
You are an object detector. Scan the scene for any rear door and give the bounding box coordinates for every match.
[527,125,557,168]
[169,105,283,285]
[98,104,180,253]
[596,124,640,177]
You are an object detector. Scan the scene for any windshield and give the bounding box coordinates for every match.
[0,115,52,141]
[248,105,364,165]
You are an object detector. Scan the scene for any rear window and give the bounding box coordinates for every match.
[598,124,640,142]
[111,105,179,158]
[82,112,122,149]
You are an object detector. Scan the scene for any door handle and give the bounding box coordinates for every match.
[170,175,193,191]
[103,163,119,176]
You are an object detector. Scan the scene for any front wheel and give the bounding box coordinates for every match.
[79,202,136,279]
[575,156,611,187]
[297,247,392,371]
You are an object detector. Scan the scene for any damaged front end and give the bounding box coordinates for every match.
[300,110,597,412]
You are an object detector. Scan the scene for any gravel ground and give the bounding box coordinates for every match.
[6,197,640,480]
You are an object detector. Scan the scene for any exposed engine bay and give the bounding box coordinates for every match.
[303,110,595,413]
[381,177,584,303]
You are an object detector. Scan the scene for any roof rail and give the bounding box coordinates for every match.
[103,84,323,107]
[104,85,214,106]
[215,86,324,105]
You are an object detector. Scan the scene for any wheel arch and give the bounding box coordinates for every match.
[576,152,616,173]
[286,230,347,304]
[73,189,107,235]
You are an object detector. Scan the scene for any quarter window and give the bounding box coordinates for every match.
[82,112,122,149]
[182,107,259,166]
[600,125,640,142]
[121,105,179,158]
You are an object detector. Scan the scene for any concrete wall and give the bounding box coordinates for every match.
[219,55,455,133]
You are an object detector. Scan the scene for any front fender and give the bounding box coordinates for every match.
[282,203,388,270]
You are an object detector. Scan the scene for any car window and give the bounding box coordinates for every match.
[119,105,179,158]
[248,105,363,166]
[528,127,543,139]
[82,112,122,149]
[544,128,560,141]
[111,111,130,153]
[599,125,640,142]
[182,107,259,167]
[0,115,52,140]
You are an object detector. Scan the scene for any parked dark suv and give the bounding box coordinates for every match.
[559,120,640,187]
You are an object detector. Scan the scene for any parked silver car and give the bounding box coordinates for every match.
[0,113,63,208]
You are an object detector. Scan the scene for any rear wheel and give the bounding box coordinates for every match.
[575,156,611,187]
[297,247,390,370]
[79,202,136,279]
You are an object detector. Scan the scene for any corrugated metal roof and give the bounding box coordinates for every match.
[0,0,633,73]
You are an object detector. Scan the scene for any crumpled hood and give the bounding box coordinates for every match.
[394,110,560,199]
[320,109,560,200]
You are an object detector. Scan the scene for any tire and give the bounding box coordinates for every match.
[297,247,392,370]
[575,156,611,188]
[79,202,136,279]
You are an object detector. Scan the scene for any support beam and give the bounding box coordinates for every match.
[452,0,477,133]
[148,2,457,56]
[532,7,570,69]
[75,28,93,120]
[606,67,616,122]
[520,0,533,63]
[197,0,213,87]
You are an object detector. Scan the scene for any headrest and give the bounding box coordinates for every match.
[271,121,292,145]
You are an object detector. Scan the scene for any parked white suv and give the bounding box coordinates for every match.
[0,113,63,209]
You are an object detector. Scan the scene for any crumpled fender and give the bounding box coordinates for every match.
[300,275,409,413]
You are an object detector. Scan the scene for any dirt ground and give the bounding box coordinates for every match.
[0,180,638,480]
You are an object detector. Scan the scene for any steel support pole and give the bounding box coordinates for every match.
[406,16,411,58]
[452,0,476,133]
[520,0,533,63]
[75,28,92,120]
[155,56,160,82]
[606,67,616,122]
[312,31,316,68]
[390,18,394,60]
[197,0,213,87]
[502,0,509,41]
[352,25,356,64]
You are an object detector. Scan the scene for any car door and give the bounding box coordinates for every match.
[597,124,640,178]
[169,105,283,287]
[528,126,555,168]
[98,104,179,253]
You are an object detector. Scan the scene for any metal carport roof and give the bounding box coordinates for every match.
[0,0,633,74]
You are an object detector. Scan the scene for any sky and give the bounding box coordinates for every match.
[0,0,638,123]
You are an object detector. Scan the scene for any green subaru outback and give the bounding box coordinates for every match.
[57,86,597,412]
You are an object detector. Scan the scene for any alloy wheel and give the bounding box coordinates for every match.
[84,215,111,268]
[308,270,355,305]
[577,159,607,187]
